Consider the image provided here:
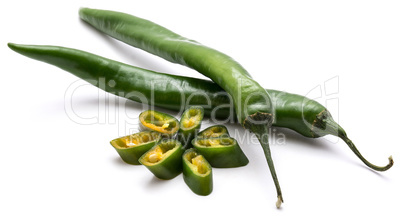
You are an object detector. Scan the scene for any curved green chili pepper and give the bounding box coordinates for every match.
[110,131,161,165]
[8,43,393,206]
[8,43,392,172]
[139,139,184,180]
[79,8,283,206]
[192,137,249,168]
[139,110,179,137]
[182,148,213,196]
[178,106,204,148]
[197,125,230,139]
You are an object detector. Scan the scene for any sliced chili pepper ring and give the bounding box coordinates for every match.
[139,110,179,137]
[110,131,161,165]
[139,139,184,180]
[196,125,229,139]
[178,106,204,147]
[182,148,213,196]
[192,137,248,168]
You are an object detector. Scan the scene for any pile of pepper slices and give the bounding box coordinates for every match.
[111,107,248,196]
[8,8,393,208]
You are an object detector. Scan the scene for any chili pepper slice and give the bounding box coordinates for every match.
[178,106,204,148]
[182,148,213,196]
[192,137,248,168]
[139,139,184,180]
[196,125,229,139]
[139,110,179,137]
[110,131,161,165]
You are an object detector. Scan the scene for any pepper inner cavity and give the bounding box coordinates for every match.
[143,113,177,131]
[196,138,234,147]
[146,141,177,163]
[199,127,226,138]
[185,151,209,175]
[182,109,202,129]
[125,132,160,147]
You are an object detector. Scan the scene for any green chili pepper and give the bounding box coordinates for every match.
[196,125,230,139]
[139,139,184,180]
[110,131,161,165]
[139,110,179,137]
[79,8,283,206]
[182,148,213,196]
[192,137,248,168]
[8,43,393,206]
[178,106,204,148]
[8,43,392,172]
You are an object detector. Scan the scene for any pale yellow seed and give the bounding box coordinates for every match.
[148,153,159,163]
[162,123,170,129]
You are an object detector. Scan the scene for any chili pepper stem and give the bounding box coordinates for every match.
[244,112,283,208]
[338,134,393,171]
[253,124,283,208]
[327,119,394,172]
[313,111,394,171]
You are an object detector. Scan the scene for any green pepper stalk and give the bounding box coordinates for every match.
[139,110,179,137]
[110,131,161,165]
[192,137,249,168]
[196,125,230,139]
[182,148,213,196]
[79,8,283,207]
[177,106,204,148]
[139,139,185,180]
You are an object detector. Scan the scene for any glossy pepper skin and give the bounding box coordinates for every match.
[192,137,248,168]
[79,8,273,126]
[139,139,185,180]
[110,131,161,165]
[139,110,179,137]
[177,106,204,148]
[182,148,213,196]
[79,8,283,206]
[8,43,393,172]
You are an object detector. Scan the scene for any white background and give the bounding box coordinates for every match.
[1,1,401,219]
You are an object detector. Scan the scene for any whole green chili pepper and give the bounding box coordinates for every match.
[139,139,185,180]
[79,8,283,207]
[8,44,393,203]
[182,148,213,196]
[110,131,161,165]
[192,137,249,168]
[139,110,179,137]
[197,125,230,139]
[178,106,204,148]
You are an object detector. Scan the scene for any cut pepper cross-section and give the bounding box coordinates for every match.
[183,148,213,196]
[196,125,229,139]
[110,131,161,165]
[139,139,185,180]
[139,110,179,137]
[178,106,204,148]
[192,137,248,168]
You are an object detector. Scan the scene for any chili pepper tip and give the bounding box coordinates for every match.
[276,195,283,209]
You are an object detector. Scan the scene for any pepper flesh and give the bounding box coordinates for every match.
[139,110,179,137]
[8,43,393,172]
[182,148,213,196]
[192,137,249,168]
[139,139,184,180]
[178,106,204,148]
[110,131,161,165]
